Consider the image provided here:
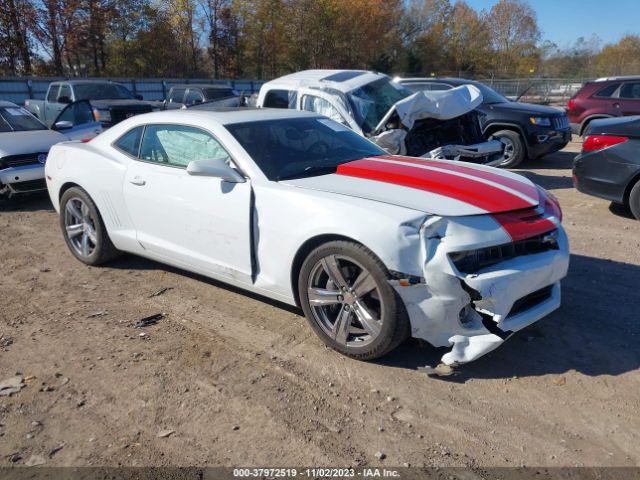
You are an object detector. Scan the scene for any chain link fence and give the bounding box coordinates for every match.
[0,77,266,104]
[0,75,587,107]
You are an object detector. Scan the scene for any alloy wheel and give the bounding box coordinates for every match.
[64,197,98,259]
[306,254,384,347]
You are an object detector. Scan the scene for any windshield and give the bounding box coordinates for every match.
[347,78,413,134]
[225,117,385,181]
[74,83,135,100]
[472,81,509,104]
[0,107,47,132]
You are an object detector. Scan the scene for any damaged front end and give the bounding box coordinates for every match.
[371,85,507,166]
[390,215,569,366]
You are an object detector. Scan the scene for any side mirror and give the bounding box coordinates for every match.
[57,96,71,104]
[186,158,245,183]
[134,94,143,100]
[53,120,73,130]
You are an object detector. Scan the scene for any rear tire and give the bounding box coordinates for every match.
[628,181,640,221]
[298,240,410,360]
[60,187,120,265]
[493,129,525,168]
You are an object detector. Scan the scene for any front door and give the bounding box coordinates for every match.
[52,101,102,141]
[121,123,253,282]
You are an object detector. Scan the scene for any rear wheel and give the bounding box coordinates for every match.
[628,180,640,220]
[493,129,525,168]
[298,241,410,360]
[60,187,120,265]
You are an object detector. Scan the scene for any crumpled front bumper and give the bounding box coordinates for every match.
[0,164,45,194]
[392,216,570,365]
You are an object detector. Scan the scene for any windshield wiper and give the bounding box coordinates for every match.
[276,165,338,181]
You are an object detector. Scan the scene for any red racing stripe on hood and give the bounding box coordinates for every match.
[376,155,540,202]
[336,158,536,213]
[492,208,557,241]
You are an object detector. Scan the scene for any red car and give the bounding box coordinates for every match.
[567,76,640,136]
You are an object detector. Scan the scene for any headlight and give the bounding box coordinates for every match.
[529,116,551,126]
[93,108,111,123]
[536,185,562,222]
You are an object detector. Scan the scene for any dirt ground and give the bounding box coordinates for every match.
[1,137,639,469]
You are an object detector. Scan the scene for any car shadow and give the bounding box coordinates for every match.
[518,150,577,170]
[107,254,303,315]
[609,202,635,220]
[0,192,54,212]
[377,253,640,381]
[513,171,574,191]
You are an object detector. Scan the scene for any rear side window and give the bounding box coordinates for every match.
[169,88,186,103]
[594,83,620,98]
[185,89,204,104]
[619,82,640,99]
[47,85,60,102]
[139,124,231,168]
[114,126,144,157]
[263,89,294,108]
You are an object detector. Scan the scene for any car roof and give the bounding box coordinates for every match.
[170,84,234,89]
[262,69,388,93]
[399,77,472,85]
[126,107,320,126]
[52,80,126,86]
[0,100,18,108]
[594,75,640,82]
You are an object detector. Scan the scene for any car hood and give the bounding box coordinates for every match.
[374,85,483,133]
[485,101,564,116]
[281,155,541,217]
[0,129,66,157]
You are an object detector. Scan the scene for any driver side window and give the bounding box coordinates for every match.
[56,101,94,126]
[301,95,348,125]
[138,124,231,168]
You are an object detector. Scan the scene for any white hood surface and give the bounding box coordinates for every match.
[283,155,541,217]
[0,129,66,157]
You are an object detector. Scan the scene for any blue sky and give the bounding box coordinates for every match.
[464,0,638,48]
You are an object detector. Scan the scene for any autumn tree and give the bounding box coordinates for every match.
[0,0,34,75]
[486,0,540,75]
[596,35,640,76]
[444,0,491,76]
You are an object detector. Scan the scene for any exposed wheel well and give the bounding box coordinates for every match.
[483,124,528,154]
[579,115,613,136]
[290,234,364,307]
[59,182,81,201]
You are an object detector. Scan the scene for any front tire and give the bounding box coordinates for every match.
[493,129,525,168]
[59,187,120,265]
[628,180,640,220]
[298,241,410,360]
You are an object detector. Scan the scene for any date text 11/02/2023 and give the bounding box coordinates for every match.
[232,468,401,477]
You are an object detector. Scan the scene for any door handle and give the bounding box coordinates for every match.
[613,102,620,108]
[129,177,146,186]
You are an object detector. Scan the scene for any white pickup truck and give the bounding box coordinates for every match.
[256,69,505,164]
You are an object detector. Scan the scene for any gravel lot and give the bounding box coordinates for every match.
[1,137,639,469]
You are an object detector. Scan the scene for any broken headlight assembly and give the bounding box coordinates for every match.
[449,230,560,275]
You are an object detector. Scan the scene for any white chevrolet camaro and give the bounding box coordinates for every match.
[45,108,569,366]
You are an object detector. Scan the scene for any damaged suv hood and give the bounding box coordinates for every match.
[374,84,483,133]
[282,155,541,217]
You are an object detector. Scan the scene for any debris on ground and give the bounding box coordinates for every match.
[78,284,97,290]
[0,375,25,396]
[156,429,175,438]
[49,443,65,457]
[148,287,173,298]
[133,313,165,328]
[418,363,455,378]
[374,451,386,460]
[553,376,567,386]
[87,310,109,318]
[0,336,13,348]
[25,454,47,466]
